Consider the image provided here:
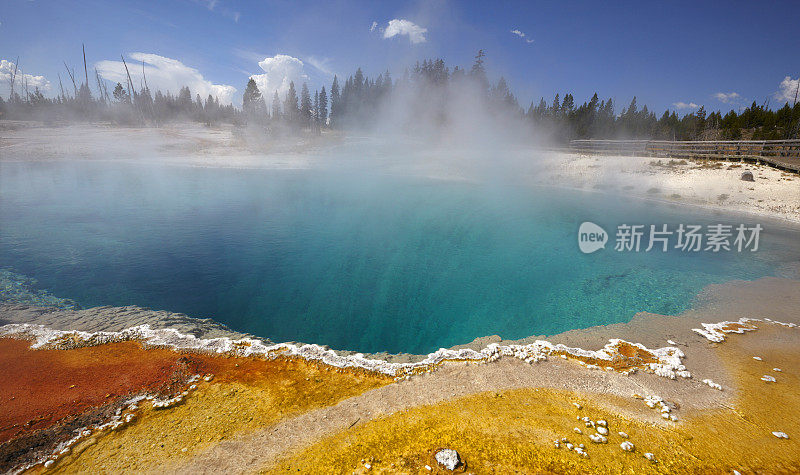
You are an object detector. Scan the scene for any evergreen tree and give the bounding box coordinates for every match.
[318,86,328,126]
[178,86,192,114]
[271,91,281,120]
[313,90,319,128]
[551,94,560,118]
[112,83,129,103]
[283,81,299,126]
[242,78,265,120]
[330,75,340,126]
[470,49,488,91]
[300,82,312,128]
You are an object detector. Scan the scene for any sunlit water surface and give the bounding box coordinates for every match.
[1,158,798,353]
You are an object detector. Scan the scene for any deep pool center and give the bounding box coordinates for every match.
[1,158,799,355]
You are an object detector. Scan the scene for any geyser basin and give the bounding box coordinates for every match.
[1,160,798,354]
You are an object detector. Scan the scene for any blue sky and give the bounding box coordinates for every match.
[1,0,798,112]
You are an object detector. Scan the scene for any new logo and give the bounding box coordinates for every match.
[578,222,607,254]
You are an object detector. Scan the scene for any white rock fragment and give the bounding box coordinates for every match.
[589,433,607,444]
[618,431,628,438]
[566,443,574,450]
[702,379,723,390]
[573,402,582,410]
[364,463,371,469]
[424,465,432,471]
[203,374,214,382]
[573,427,582,434]
[434,449,460,470]
[772,431,789,439]
[44,460,54,468]
[753,356,763,361]
[667,340,677,345]
[773,368,782,372]
[596,426,608,436]
[554,440,561,449]
[644,452,656,462]
[692,318,758,342]
[620,441,635,452]
[761,375,776,383]
[644,395,662,408]
[596,420,607,427]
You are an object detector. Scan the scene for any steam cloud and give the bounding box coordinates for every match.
[249,54,310,100]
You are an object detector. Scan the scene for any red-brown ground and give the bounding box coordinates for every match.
[0,338,201,444]
[0,336,393,473]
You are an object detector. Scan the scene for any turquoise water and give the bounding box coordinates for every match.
[1,159,798,354]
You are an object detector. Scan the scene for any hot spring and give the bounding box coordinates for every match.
[1,156,798,354]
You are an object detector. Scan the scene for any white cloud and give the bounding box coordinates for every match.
[193,0,239,22]
[383,19,427,44]
[305,56,334,77]
[510,29,534,43]
[673,101,700,109]
[0,59,51,97]
[775,76,799,104]
[370,21,377,32]
[95,53,236,105]
[249,54,309,99]
[713,92,740,104]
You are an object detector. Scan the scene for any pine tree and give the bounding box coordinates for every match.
[330,75,340,127]
[300,82,312,128]
[284,81,299,126]
[470,49,488,91]
[112,83,129,103]
[318,86,328,126]
[313,91,320,130]
[178,86,192,114]
[271,91,281,120]
[551,94,560,118]
[242,78,264,120]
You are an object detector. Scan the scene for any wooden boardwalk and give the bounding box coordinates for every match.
[570,139,800,173]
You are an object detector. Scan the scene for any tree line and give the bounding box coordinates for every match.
[2,50,798,141]
[0,81,238,126]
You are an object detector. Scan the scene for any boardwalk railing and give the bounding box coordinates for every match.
[569,139,800,172]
